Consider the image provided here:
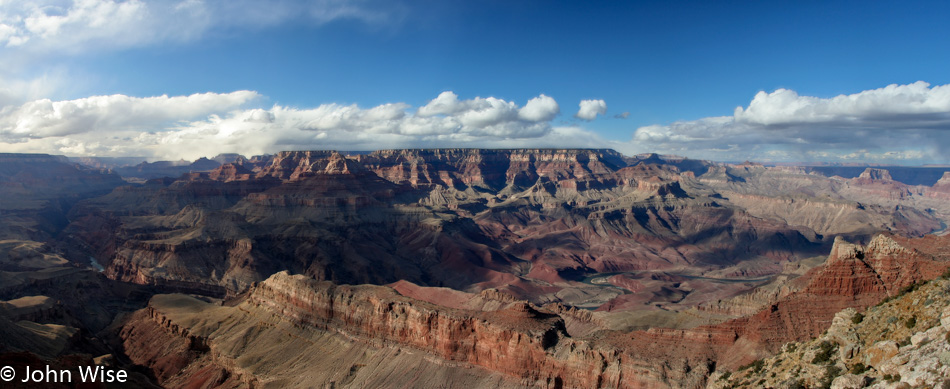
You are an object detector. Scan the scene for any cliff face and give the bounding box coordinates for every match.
[709,277,950,389]
[723,193,935,236]
[117,234,950,389]
[121,273,654,388]
[247,273,590,383]
[926,171,950,200]
[61,149,948,317]
[599,233,950,383]
[701,234,950,368]
[356,148,626,189]
[847,168,921,200]
[256,151,368,180]
[119,300,251,387]
[856,168,894,182]
[207,163,253,182]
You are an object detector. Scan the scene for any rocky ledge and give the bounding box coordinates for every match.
[121,271,651,388]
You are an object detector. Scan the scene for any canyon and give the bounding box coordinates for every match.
[1,149,949,388]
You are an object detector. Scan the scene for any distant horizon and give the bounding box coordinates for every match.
[19,148,947,169]
[18,148,940,188]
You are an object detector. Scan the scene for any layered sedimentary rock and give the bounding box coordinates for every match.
[710,276,950,389]
[692,165,944,237]
[121,272,711,388]
[806,165,950,186]
[118,234,950,388]
[846,167,921,200]
[8,149,950,388]
[926,171,950,200]
[695,234,950,368]
[62,150,948,317]
[356,148,625,189]
[73,152,529,294]
[590,234,949,386]
[256,151,368,180]
[208,163,253,182]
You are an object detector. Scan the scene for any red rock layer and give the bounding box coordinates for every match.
[120,306,252,387]
[122,272,721,388]
[679,233,950,369]
[849,168,922,200]
[256,151,367,180]
[355,148,626,189]
[207,163,253,182]
[65,149,946,305]
[119,233,950,388]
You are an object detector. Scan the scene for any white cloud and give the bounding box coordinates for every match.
[456,98,518,128]
[418,91,547,129]
[576,99,606,120]
[0,0,398,56]
[0,91,259,139]
[416,91,464,117]
[734,81,950,127]
[630,81,950,163]
[0,91,585,160]
[1,0,186,53]
[518,94,559,122]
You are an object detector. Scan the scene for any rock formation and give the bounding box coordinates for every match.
[926,171,950,200]
[121,271,707,388]
[118,233,950,388]
[5,150,950,388]
[709,274,950,388]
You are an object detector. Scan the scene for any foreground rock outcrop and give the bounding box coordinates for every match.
[121,273,632,388]
[709,276,950,389]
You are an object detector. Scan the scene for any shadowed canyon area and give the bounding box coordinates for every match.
[2,149,950,388]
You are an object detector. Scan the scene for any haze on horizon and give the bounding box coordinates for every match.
[1,0,949,164]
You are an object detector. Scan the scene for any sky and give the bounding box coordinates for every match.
[1,0,949,164]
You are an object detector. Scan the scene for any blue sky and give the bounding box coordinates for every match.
[1,0,949,163]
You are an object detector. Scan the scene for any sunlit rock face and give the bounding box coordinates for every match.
[118,234,950,389]
[62,150,946,303]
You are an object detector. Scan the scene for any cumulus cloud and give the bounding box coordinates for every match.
[0,0,398,56]
[518,94,559,122]
[416,91,465,117]
[417,91,559,128]
[734,81,950,127]
[0,91,259,139]
[0,91,586,160]
[629,81,950,163]
[576,99,607,120]
[614,111,630,119]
